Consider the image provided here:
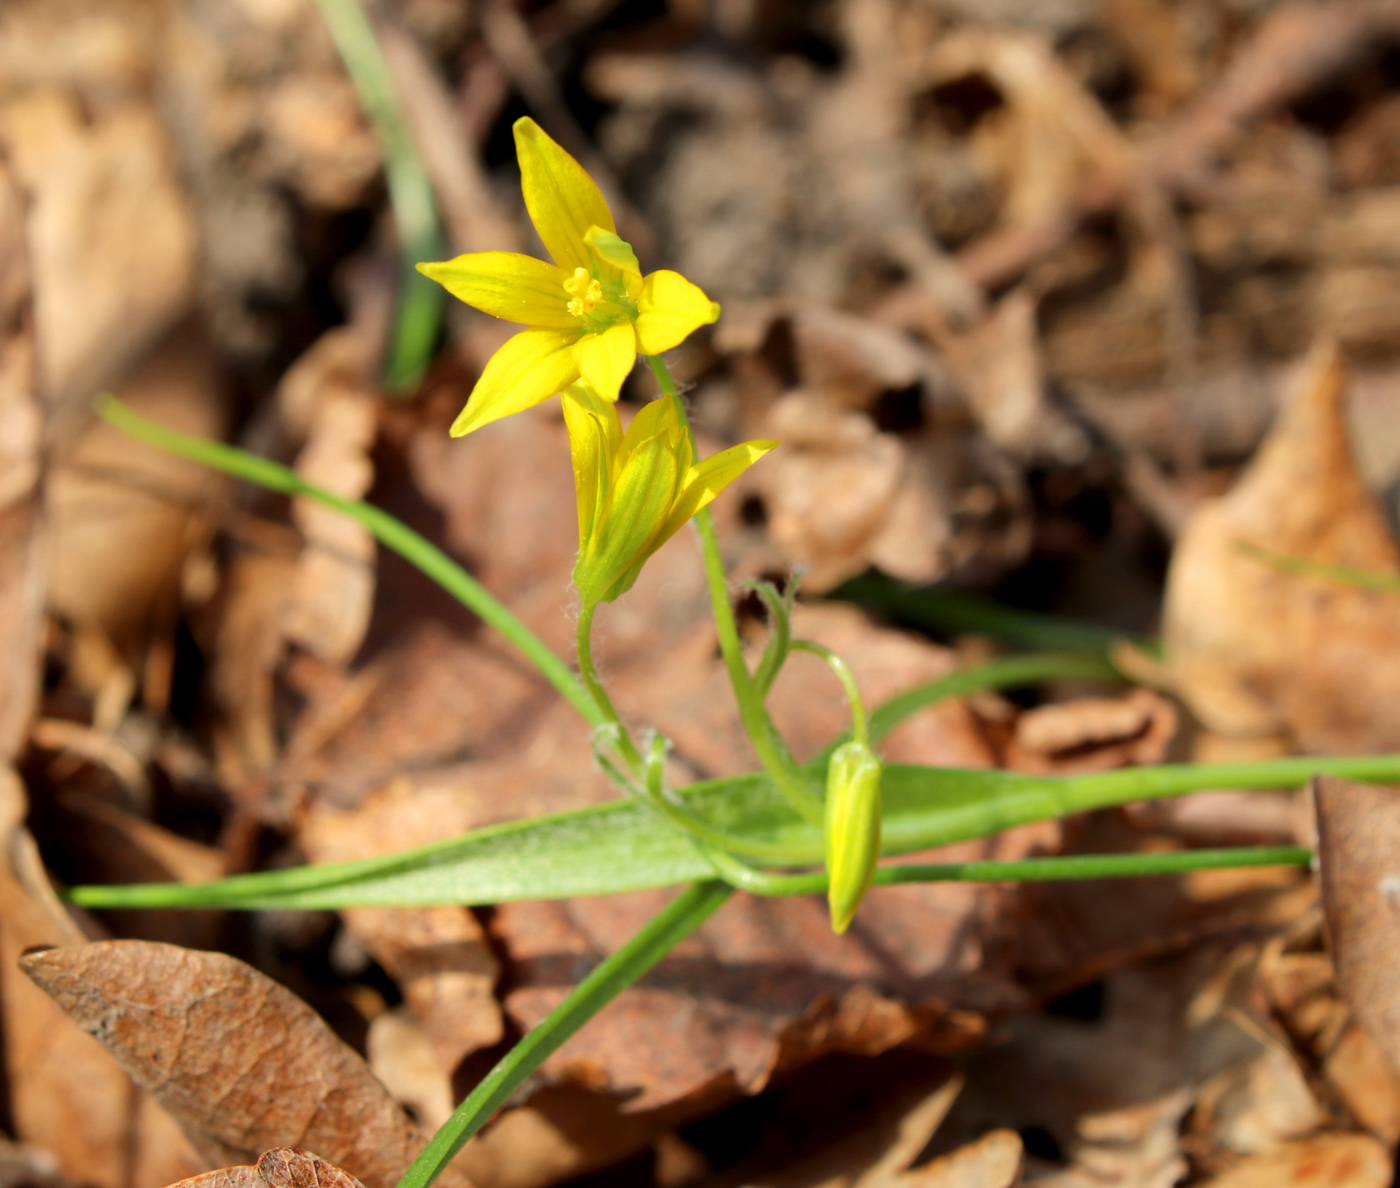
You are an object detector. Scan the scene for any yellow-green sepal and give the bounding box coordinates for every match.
[823,739,883,934]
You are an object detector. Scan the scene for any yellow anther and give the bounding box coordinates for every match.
[565,268,603,318]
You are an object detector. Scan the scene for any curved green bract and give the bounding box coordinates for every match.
[67,753,1400,910]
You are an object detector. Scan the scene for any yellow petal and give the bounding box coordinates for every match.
[659,438,778,541]
[633,270,721,355]
[584,226,643,292]
[573,321,637,404]
[417,253,576,329]
[514,118,616,274]
[451,327,581,437]
[561,381,621,549]
[616,391,680,463]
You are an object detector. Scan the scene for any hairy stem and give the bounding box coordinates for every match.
[576,600,643,772]
[645,355,822,826]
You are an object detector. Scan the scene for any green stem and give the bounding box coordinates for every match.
[868,652,1121,744]
[790,640,869,746]
[749,580,793,698]
[396,881,731,1188]
[96,397,603,729]
[312,0,445,393]
[635,739,810,863]
[645,355,822,827]
[576,601,643,771]
[805,651,1123,775]
[705,846,1313,896]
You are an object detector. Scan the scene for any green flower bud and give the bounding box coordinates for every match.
[562,383,777,606]
[824,739,883,934]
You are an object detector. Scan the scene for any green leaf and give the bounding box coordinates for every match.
[67,754,1400,910]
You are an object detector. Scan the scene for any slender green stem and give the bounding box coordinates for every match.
[868,652,1121,744]
[631,736,809,862]
[645,355,822,826]
[312,0,445,393]
[749,580,794,697]
[397,881,731,1188]
[96,397,603,729]
[806,652,1123,775]
[790,640,868,746]
[705,846,1313,896]
[576,601,642,771]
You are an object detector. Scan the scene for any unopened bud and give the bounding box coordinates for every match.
[824,740,883,933]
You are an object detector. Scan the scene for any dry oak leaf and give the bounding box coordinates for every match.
[1316,777,1400,1084]
[0,769,201,1188]
[1163,343,1400,751]
[170,1147,367,1188]
[1198,1133,1392,1188]
[19,940,472,1188]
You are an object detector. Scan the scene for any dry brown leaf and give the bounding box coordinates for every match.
[1194,1040,1326,1155]
[453,1085,683,1188]
[168,1148,368,1188]
[1322,1025,1400,1145]
[19,940,471,1188]
[922,29,1132,233]
[340,905,502,1073]
[366,1009,455,1133]
[903,1129,1021,1188]
[53,790,225,949]
[46,327,226,718]
[1005,688,1178,775]
[702,1063,965,1188]
[279,331,379,667]
[1197,1134,1392,1188]
[0,158,44,762]
[938,288,1087,464]
[0,88,196,424]
[1163,344,1400,750]
[1315,777,1400,1076]
[0,769,201,1188]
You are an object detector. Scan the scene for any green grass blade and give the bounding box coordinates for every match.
[95,397,602,728]
[313,0,445,393]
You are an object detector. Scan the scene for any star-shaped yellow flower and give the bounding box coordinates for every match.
[418,118,721,437]
[562,382,776,606]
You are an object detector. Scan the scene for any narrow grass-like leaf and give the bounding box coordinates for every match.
[68,754,1400,910]
[837,571,1153,655]
[96,397,602,729]
[313,0,444,392]
[397,881,731,1188]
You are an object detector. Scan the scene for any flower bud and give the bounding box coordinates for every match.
[563,383,777,606]
[824,740,883,934]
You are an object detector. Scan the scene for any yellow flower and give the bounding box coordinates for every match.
[417,118,721,436]
[562,383,776,606]
[824,739,883,934]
